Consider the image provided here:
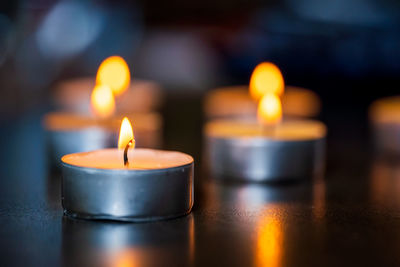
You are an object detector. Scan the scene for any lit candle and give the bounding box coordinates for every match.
[204,89,326,182]
[204,62,321,120]
[61,117,194,222]
[369,96,400,155]
[44,70,162,168]
[52,56,163,114]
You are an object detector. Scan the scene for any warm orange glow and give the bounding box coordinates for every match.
[371,160,400,210]
[112,250,136,267]
[257,93,282,125]
[256,216,283,267]
[96,56,131,96]
[91,84,115,118]
[118,117,135,150]
[250,62,284,100]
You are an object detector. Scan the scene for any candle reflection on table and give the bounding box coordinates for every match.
[199,179,327,266]
[370,158,400,211]
[255,209,283,267]
[61,215,195,267]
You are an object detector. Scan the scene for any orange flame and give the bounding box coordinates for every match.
[96,56,131,96]
[118,117,135,150]
[257,93,282,126]
[91,84,115,118]
[250,62,284,100]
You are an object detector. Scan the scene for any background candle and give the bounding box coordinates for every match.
[369,96,400,155]
[204,85,321,120]
[44,112,162,167]
[52,56,163,114]
[204,119,326,182]
[44,56,163,168]
[53,77,163,114]
[204,62,320,120]
[205,88,326,182]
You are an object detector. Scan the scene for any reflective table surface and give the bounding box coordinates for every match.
[1,107,400,267]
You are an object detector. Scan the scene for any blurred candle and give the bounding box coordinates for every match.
[44,66,162,168]
[62,215,195,267]
[52,56,163,114]
[44,111,162,166]
[204,62,321,120]
[204,86,326,182]
[369,96,400,155]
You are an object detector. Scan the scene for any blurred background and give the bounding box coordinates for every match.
[0,0,399,168]
[0,1,400,266]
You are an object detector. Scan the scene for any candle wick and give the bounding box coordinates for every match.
[124,140,133,166]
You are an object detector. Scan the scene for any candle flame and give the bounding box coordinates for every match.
[96,56,131,96]
[250,62,284,100]
[118,117,135,150]
[91,84,115,118]
[257,93,282,125]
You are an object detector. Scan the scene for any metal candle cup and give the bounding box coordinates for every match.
[204,119,326,182]
[43,112,162,167]
[204,86,321,120]
[61,148,194,222]
[369,96,400,155]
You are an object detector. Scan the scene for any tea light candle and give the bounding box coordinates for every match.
[369,96,400,155]
[45,58,163,167]
[61,118,194,222]
[204,94,326,182]
[44,111,162,166]
[204,63,321,119]
[52,56,163,114]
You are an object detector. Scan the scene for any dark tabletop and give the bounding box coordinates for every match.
[1,100,400,267]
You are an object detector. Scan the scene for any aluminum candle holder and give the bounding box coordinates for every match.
[204,119,326,182]
[61,148,194,222]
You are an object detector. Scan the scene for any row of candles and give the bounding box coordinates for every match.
[44,56,397,222]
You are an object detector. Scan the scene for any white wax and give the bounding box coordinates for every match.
[52,77,162,114]
[205,119,326,141]
[204,85,321,118]
[62,148,193,170]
